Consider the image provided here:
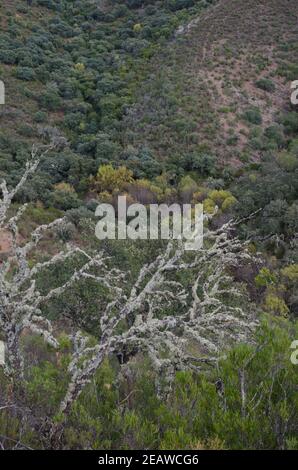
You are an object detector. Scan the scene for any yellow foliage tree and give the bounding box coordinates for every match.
[133,23,142,33]
[222,195,237,212]
[94,164,134,194]
[203,198,216,214]
[281,264,298,282]
[54,182,75,193]
[264,294,289,317]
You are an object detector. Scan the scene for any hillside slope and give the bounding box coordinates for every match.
[124,0,298,166]
[0,0,216,193]
[1,0,297,195]
[0,1,298,452]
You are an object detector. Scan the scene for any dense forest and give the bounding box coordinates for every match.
[0,0,297,450]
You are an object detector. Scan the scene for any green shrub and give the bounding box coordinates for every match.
[255,268,277,288]
[281,112,298,134]
[15,66,36,81]
[264,125,284,147]
[255,78,275,92]
[39,86,61,111]
[243,107,262,125]
[276,151,298,172]
[34,111,47,123]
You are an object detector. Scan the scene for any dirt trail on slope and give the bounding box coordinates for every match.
[124,0,298,166]
[0,230,12,255]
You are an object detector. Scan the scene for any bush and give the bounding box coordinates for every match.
[284,203,298,235]
[221,195,237,211]
[127,179,162,204]
[180,153,217,176]
[0,49,17,64]
[255,268,277,288]
[39,85,61,111]
[281,264,298,282]
[209,189,232,205]
[255,78,276,92]
[243,107,262,125]
[55,221,76,242]
[263,199,289,235]
[15,66,36,81]
[203,198,216,214]
[281,112,298,135]
[264,125,284,147]
[178,175,198,203]
[264,294,289,317]
[276,151,298,172]
[95,134,122,165]
[50,186,80,211]
[66,207,94,226]
[34,111,47,123]
[94,164,134,194]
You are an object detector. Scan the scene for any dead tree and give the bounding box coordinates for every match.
[0,142,101,381]
[0,151,258,417]
[59,221,258,415]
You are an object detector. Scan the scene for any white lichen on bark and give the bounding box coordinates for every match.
[60,218,258,414]
[0,149,257,416]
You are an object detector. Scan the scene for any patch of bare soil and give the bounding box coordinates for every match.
[0,230,12,254]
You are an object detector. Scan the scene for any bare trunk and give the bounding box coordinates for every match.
[5,326,24,381]
[59,350,106,417]
[239,369,246,419]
